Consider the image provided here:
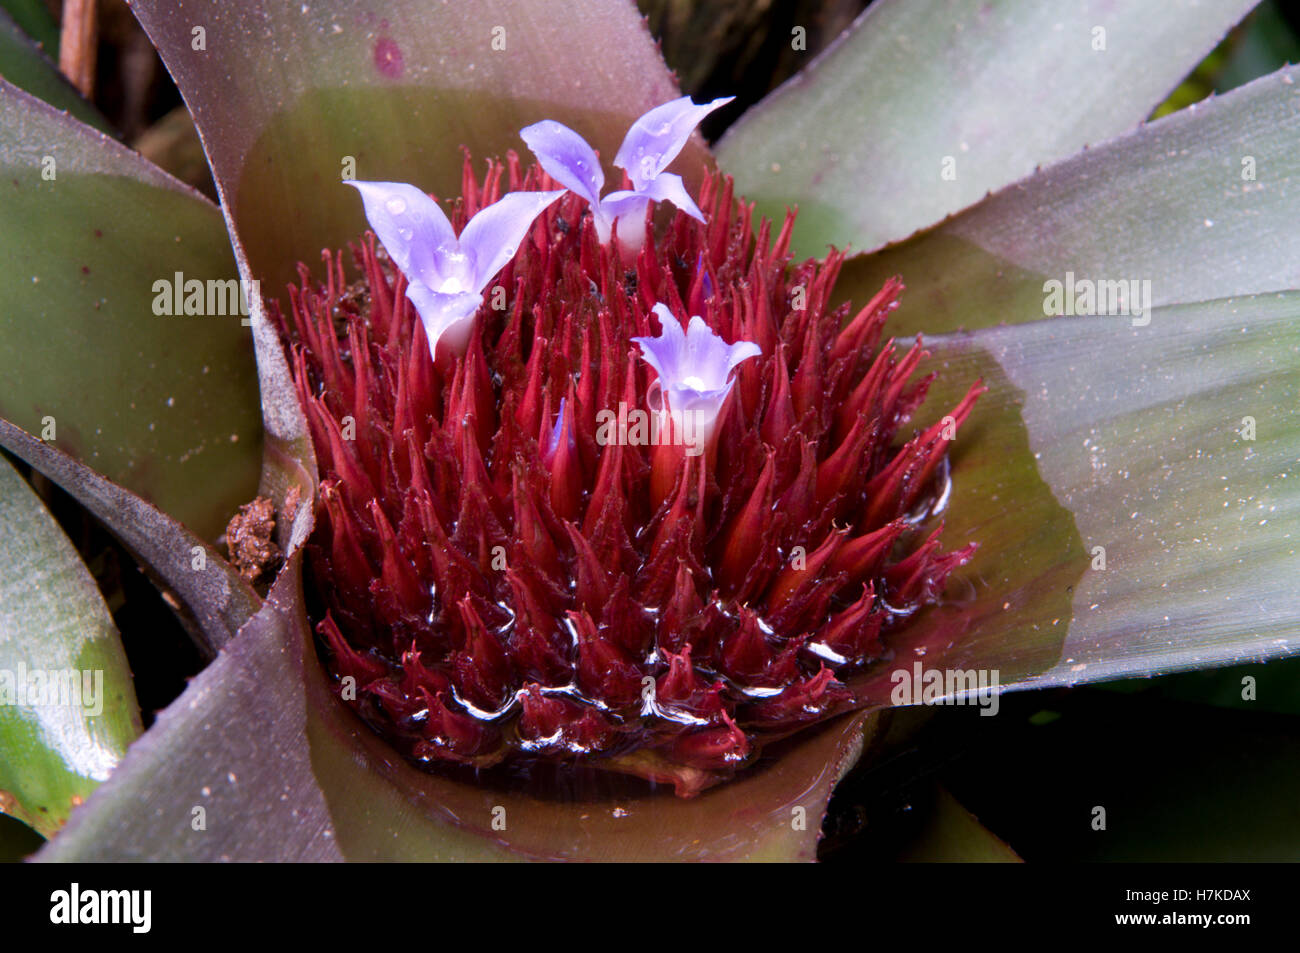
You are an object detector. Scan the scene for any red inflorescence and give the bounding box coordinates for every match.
[272,152,983,796]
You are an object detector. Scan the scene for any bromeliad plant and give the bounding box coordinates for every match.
[1,0,1298,861]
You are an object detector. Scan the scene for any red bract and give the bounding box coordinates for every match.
[272,153,983,796]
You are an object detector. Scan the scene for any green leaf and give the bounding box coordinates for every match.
[129,0,696,293]
[0,79,262,542]
[38,552,881,861]
[842,288,1298,700]
[912,292,1300,689]
[0,456,141,837]
[0,0,59,57]
[836,65,1300,336]
[894,786,1021,863]
[0,8,110,132]
[0,419,262,656]
[715,0,1258,257]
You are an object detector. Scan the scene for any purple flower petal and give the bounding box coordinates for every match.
[405,281,483,359]
[711,320,763,372]
[459,189,565,291]
[632,303,689,382]
[519,120,605,208]
[597,190,652,244]
[638,171,705,222]
[344,180,455,281]
[666,381,734,416]
[695,252,715,300]
[520,97,729,247]
[679,316,759,390]
[613,96,734,191]
[347,181,563,363]
[545,396,571,460]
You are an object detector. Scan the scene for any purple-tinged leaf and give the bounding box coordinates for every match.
[0,419,261,656]
[977,293,1300,686]
[837,65,1300,336]
[0,79,262,542]
[717,0,1260,257]
[35,554,339,862]
[848,291,1300,706]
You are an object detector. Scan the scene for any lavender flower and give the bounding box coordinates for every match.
[520,96,732,245]
[633,302,762,448]
[345,180,563,360]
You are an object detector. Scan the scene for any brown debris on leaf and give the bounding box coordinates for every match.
[282,484,303,527]
[224,497,281,585]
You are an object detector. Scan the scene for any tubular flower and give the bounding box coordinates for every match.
[521,96,732,245]
[632,302,762,459]
[273,150,983,796]
[345,179,564,361]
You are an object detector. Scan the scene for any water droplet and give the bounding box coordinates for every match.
[386,196,407,215]
[398,227,413,241]
[441,248,470,270]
